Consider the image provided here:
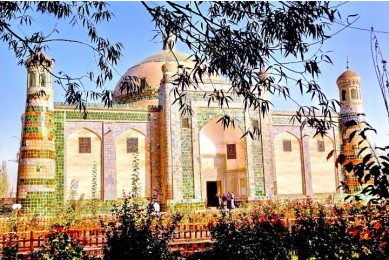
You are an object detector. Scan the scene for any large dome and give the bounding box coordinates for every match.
[114,48,195,105]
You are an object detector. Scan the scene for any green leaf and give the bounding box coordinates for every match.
[348,130,358,142]
[326,150,335,161]
[345,162,353,173]
[337,154,346,165]
[363,154,372,164]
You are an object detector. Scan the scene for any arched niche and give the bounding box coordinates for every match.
[341,89,347,101]
[40,72,46,87]
[66,128,102,200]
[309,135,336,193]
[115,129,147,198]
[29,73,36,88]
[199,117,247,203]
[274,131,303,195]
[351,88,357,99]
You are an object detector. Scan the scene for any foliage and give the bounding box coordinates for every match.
[2,2,352,127]
[2,200,389,259]
[204,211,292,260]
[0,234,19,260]
[189,201,389,260]
[91,161,98,217]
[131,153,141,198]
[0,205,12,214]
[103,195,182,260]
[51,179,85,228]
[143,1,349,136]
[30,226,86,260]
[291,203,358,259]
[0,1,127,116]
[0,161,10,198]
[333,120,389,203]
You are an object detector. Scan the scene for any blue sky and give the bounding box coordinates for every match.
[1,2,389,193]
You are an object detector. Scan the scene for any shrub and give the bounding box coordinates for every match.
[0,205,12,214]
[30,226,86,260]
[102,195,182,260]
[1,234,19,260]
[201,210,292,260]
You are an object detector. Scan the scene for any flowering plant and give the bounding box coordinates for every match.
[30,225,85,260]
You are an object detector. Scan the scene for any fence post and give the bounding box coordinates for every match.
[30,231,33,252]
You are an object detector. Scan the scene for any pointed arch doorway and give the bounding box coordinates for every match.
[199,117,248,203]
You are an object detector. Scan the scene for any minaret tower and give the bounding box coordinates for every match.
[17,52,56,214]
[336,66,365,193]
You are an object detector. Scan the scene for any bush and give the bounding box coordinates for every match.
[199,210,292,260]
[1,235,19,260]
[189,202,389,260]
[0,205,12,214]
[30,226,86,260]
[103,196,182,260]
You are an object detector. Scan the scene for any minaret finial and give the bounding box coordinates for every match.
[346,56,349,70]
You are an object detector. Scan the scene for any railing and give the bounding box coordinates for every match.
[0,224,213,257]
[2,215,370,257]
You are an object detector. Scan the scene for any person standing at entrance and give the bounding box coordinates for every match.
[221,195,227,210]
[225,192,231,209]
[216,194,221,209]
[230,192,236,209]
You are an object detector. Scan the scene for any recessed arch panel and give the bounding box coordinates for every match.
[309,135,336,193]
[115,129,147,198]
[66,128,102,200]
[274,131,303,195]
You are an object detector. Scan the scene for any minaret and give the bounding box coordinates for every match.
[159,61,175,205]
[336,67,365,193]
[17,52,56,214]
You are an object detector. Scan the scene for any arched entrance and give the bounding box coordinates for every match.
[199,117,247,206]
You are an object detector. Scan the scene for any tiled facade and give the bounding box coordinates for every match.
[16,49,363,214]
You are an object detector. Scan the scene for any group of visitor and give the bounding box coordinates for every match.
[216,192,236,210]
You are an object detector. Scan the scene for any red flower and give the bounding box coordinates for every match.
[379,242,388,248]
[259,215,267,224]
[270,215,280,225]
[53,225,64,232]
[374,220,382,230]
[361,229,372,240]
[347,227,360,237]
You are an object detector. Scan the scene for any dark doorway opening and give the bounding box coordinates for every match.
[206,181,218,207]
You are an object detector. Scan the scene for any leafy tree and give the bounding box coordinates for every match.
[0,161,10,198]
[0,1,128,115]
[142,1,347,136]
[335,121,389,204]
[2,1,351,130]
